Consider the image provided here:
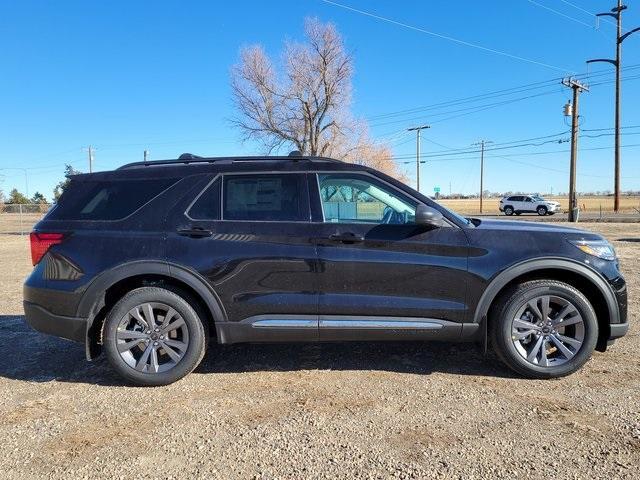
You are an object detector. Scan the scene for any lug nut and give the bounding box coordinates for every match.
[153,341,159,346]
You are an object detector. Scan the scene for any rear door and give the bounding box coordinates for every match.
[166,172,320,343]
[310,171,470,342]
[508,196,523,211]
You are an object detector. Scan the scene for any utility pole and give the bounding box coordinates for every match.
[472,140,493,213]
[587,1,640,213]
[562,78,589,223]
[407,125,430,193]
[86,145,94,173]
[144,150,149,163]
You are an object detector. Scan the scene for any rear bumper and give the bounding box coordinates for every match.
[23,301,87,343]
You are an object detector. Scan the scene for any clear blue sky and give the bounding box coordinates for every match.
[1,0,639,199]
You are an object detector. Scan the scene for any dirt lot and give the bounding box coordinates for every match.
[0,224,638,479]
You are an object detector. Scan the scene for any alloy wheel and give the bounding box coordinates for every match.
[511,295,585,367]
[115,302,190,374]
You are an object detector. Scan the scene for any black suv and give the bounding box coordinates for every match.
[24,154,628,386]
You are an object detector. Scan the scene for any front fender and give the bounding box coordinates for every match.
[472,257,620,325]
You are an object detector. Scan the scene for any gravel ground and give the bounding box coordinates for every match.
[0,223,638,479]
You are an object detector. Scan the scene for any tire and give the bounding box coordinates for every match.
[489,280,598,379]
[103,287,207,386]
[537,205,548,216]
[504,206,514,216]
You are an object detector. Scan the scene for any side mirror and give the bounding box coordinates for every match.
[415,204,444,227]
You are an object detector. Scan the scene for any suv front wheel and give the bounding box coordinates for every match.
[537,205,548,216]
[103,287,207,386]
[490,280,598,379]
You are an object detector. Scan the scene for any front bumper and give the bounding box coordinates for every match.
[601,275,628,348]
[609,322,629,340]
[23,301,87,343]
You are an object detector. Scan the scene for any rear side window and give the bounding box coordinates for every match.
[49,178,177,221]
[222,174,308,221]
[188,178,221,220]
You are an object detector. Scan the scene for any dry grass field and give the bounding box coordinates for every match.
[0,223,638,478]
[0,213,45,235]
[439,195,640,215]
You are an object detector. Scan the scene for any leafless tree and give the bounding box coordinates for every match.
[230,18,405,179]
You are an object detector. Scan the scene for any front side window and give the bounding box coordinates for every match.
[223,174,307,221]
[318,173,416,224]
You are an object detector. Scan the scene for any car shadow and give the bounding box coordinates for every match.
[0,315,516,386]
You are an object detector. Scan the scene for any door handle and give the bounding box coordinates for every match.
[328,232,364,244]
[177,227,213,238]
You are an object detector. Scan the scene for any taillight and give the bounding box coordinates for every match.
[30,232,65,266]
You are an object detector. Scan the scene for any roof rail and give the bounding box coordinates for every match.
[117,153,343,170]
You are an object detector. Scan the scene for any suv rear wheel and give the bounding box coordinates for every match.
[103,287,207,386]
[504,206,514,216]
[490,280,598,379]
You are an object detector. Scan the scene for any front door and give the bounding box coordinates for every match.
[310,172,471,341]
[523,196,535,212]
[166,172,319,343]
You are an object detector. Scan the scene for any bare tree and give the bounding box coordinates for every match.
[231,18,404,179]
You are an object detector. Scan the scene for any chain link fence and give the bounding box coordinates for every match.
[0,204,52,235]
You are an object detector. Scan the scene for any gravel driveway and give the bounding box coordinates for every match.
[1,223,638,479]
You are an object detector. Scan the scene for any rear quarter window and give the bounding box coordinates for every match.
[49,178,177,221]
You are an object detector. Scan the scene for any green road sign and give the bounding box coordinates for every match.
[433,186,440,193]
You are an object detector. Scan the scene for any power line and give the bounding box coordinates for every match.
[321,0,574,72]
[556,0,618,28]
[369,71,640,133]
[582,131,640,139]
[526,0,595,28]
[367,79,562,121]
[370,89,564,128]
[582,124,640,132]
[388,131,640,161]
[364,64,640,128]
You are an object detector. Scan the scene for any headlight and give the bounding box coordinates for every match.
[569,240,616,261]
